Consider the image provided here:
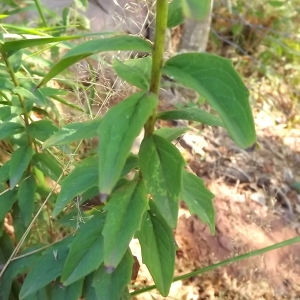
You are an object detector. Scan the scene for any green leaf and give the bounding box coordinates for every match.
[17,175,36,226]
[0,78,14,91]
[181,0,212,20]
[98,92,157,197]
[136,201,176,296]
[19,237,71,299]
[83,273,97,300]
[8,50,23,72]
[2,36,83,54]
[157,107,224,127]
[0,246,41,300]
[53,157,98,217]
[155,127,189,142]
[74,0,88,10]
[103,179,148,270]
[9,145,33,189]
[92,250,133,300]
[0,122,24,139]
[168,0,184,28]
[13,84,47,107]
[0,106,23,121]
[38,36,153,87]
[113,57,152,90]
[61,212,106,286]
[43,118,102,148]
[268,1,285,7]
[38,87,68,97]
[0,161,10,183]
[0,189,18,220]
[139,134,185,228]
[51,279,84,299]
[181,169,215,234]
[26,120,59,142]
[121,154,139,176]
[163,53,256,148]
[32,153,62,181]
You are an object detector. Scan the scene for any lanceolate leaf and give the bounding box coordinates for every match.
[51,279,84,300]
[43,118,102,148]
[139,134,185,228]
[9,145,33,189]
[167,0,184,28]
[136,201,176,296]
[53,156,98,217]
[155,127,189,142]
[26,120,59,142]
[157,107,224,127]
[0,78,14,90]
[92,250,133,300]
[181,169,215,234]
[103,179,148,270]
[97,92,157,197]
[19,237,72,299]
[113,57,152,90]
[8,49,23,72]
[38,36,153,87]
[163,53,256,148]
[32,153,62,181]
[0,189,18,221]
[0,122,24,140]
[0,246,41,300]
[17,175,36,226]
[61,212,106,286]
[181,0,212,20]
[1,36,83,54]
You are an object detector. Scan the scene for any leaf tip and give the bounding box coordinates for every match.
[104,265,115,274]
[100,193,109,203]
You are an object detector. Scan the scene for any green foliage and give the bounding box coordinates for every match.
[163,53,256,148]
[0,0,257,299]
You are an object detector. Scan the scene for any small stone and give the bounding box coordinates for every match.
[250,192,266,206]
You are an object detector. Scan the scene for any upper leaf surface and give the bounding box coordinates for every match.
[163,53,256,148]
[38,36,153,87]
[181,169,215,234]
[43,118,102,148]
[157,107,224,127]
[0,122,24,140]
[92,250,133,300]
[2,36,82,54]
[97,92,157,196]
[19,237,71,299]
[102,179,148,270]
[61,212,106,285]
[113,57,152,90]
[136,201,176,296]
[181,0,212,20]
[9,145,33,189]
[167,0,184,28]
[53,156,98,217]
[139,134,185,228]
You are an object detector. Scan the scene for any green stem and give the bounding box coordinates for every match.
[144,0,168,136]
[1,52,30,128]
[131,235,300,296]
[1,49,37,153]
[33,0,48,28]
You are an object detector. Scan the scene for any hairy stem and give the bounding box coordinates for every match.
[144,0,168,136]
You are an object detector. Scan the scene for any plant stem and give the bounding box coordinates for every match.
[130,235,300,296]
[144,0,168,136]
[33,0,48,28]
[1,51,30,127]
